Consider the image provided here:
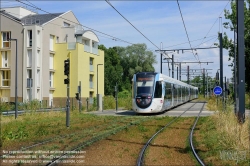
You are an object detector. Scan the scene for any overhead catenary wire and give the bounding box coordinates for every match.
[25,0,41,10]
[3,10,121,43]
[13,0,225,74]
[15,0,135,46]
[192,36,218,49]
[13,0,166,55]
[105,0,170,58]
[176,0,199,63]
[163,35,217,49]
[196,0,230,48]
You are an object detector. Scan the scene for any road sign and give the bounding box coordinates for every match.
[213,86,222,95]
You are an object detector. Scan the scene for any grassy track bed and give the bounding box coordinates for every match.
[144,117,197,165]
[194,114,249,165]
[1,111,145,152]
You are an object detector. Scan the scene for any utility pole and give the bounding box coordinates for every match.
[177,66,179,80]
[9,38,18,119]
[160,42,163,73]
[64,56,70,127]
[187,65,190,84]
[79,81,82,112]
[234,28,237,114]
[206,73,209,97]
[237,0,245,123]
[219,32,224,100]
[179,63,181,81]
[172,54,174,78]
[203,68,205,98]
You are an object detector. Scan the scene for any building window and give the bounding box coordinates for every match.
[27,69,32,78]
[27,50,32,67]
[49,72,53,88]
[63,22,70,27]
[2,32,11,48]
[49,54,54,69]
[1,70,10,86]
[89,75,93,89]
[27,30,32,47]
[89,58,94,71]
[90,58,93,65]
[37,50,40,67]
[37,30,40,47]
[1,51,8,68]
[37,89,40,100]
[50,35,54,51]
[37,70,40,87]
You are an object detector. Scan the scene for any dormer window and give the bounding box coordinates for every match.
[63,22,70,27]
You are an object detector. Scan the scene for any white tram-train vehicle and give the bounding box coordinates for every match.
[132,72,198,113]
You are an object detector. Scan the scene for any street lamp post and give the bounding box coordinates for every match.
[97,64,103,111]
[9,38,18,119]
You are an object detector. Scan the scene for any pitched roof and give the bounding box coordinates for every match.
[21,13,63,25]
[0,10,21,22]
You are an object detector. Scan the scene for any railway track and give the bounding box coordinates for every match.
[137,101,206,166]
[45,118,147,166]
[0,117,144,160]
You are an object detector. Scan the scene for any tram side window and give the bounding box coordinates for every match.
[154,81,162,98]
[182,87,185,97]
[173,85,177,98]
[178,85,181,98]
[164,82,172,99]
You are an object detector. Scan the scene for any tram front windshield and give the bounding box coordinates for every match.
[135,75,155,97]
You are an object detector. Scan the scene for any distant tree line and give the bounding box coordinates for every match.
[98,43,157,96]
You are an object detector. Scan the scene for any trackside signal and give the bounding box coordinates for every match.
[64,78,69,84]
[64,59,70,75]
[75,93,79,100]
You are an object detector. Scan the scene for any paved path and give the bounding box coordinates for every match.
[87,102,215,117]
[87,102,250,117]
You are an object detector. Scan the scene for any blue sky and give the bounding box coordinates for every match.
[1,0,234,82]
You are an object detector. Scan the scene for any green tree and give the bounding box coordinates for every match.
[222,0,250,93]
[99,43,157,94]
[98,45,123,95]
[115,43,157,91]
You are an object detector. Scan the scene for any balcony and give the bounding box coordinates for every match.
[2,41,10,48]
[89,81,94,89]
[68,42,76,50]
[92,47,98,55]
[1,80,10,87]
[84,45,90,53]
[89,65,94,72]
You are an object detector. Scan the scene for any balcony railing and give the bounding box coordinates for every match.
[84,45,90,53]
[89,82,94,89]
[92,47,98,55]
[2,41,10,48]
[68,42,76,50]
[89,65,94,72]
[2,80,10,86]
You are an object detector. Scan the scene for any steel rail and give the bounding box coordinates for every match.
[137,102,198,166]
[46,118,147,166]
[189,102,206,166]
[0,117,133,159]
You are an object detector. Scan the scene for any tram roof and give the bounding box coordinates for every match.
[159,73,198,89]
